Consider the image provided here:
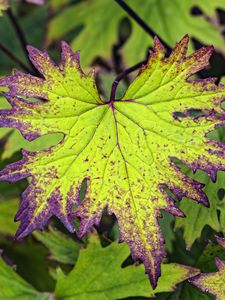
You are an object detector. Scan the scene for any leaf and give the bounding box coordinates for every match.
[175,169,225,248]
[189,236,225,300]
[33,226,80,264]
[47,0,125,66]
[189,258,225,300]
[197,240,225,272]
[0,198,19,235]
[55,238,199,300]
[1,237,55,291]
[0,94,62,159]
[181,283,214,300]
[47,0,225,66]
[0,36,225,287]
[123,0,225,65]
[0,255,51,300]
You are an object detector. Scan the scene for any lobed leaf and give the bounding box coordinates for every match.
[1,36,225,287]
[55,237,199,300]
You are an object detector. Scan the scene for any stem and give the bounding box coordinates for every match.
[115,0,172,51]
[0,43,31,72]
[6,8,38,75]
[110,0,173,101]
[110,59,146,101]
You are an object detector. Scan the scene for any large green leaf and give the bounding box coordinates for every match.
[1,37,225,287]
[55,237,198,300]
[47,0,225,66]
[0,255,50,300]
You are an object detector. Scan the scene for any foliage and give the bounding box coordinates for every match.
[0,0,224,299]
[190,237,225,300]
[55,235,199,300]
[1,35,225,288]
[48,0,225,66]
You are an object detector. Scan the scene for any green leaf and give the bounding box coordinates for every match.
[175,170,225,249]
[123,0,225,65]
[197,240,225,272]
[1,36,225,287]
[33,226,80,264]
[55,238,199,300]
[47,0,225,66]
[0,198,19,235]
[0,95,62,159]
[0,255,51,300]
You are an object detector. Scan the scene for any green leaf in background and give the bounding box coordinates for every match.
[0,255,51,300]
[0,95,62,159]
[197,239,225,272]
[47,0,125,67]
[47,0,225,66]
[1,239,55,291]
[175,170,225,249]
[0,3,48,73]
[34,227,80,265]
[123,0,225,65]
[181,283,214,300]
[0,198,19,235]
[55,237,199,300]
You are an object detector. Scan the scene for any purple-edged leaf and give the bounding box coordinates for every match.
[190,236,225,299]
[0,0,8,15]
[1,36,225,288]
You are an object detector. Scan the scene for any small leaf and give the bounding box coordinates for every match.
[55,238,199,300]
[1,37,225,287]
[189,237,225,300]
[33,227,80,264]
[189,258,225,300]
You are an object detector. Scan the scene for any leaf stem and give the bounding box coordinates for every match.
[0,43,31,72]
[6,8,38,75]
[109,59,146,101]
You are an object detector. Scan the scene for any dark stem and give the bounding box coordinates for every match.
[115,0,172,51]
[6,8,38,75]
[0,43,31,72]
[110,0,172,102]
[110,59,146,101]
